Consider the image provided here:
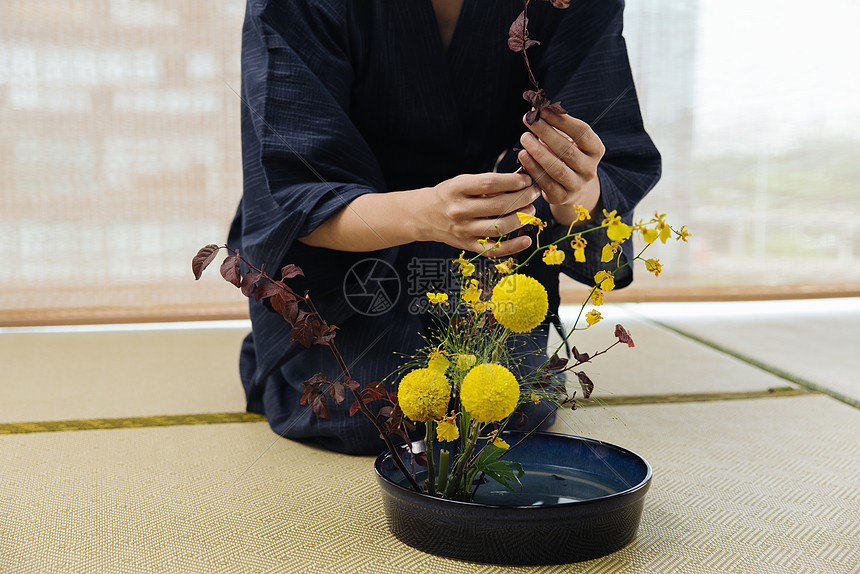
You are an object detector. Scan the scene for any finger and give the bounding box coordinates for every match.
[535,111,605,158]
[472,202,537,239]
[459,172,534,197]
[525,117,587,172]
[519,131,579,191]
[475,234,532,259]
[472,184,541,218]
[518,149,575,205]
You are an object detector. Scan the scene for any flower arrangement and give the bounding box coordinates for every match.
[193,0,691,504]
[193,206,688,501]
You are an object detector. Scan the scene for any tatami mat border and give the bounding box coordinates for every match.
[0,412,267,435]
[577,386,813,407]
[0,389,816,435]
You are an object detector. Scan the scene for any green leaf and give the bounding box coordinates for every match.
[478,460,524,492]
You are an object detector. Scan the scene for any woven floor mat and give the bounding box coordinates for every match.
[623,299,860,406]
[1,394,857,573]
[0,328,249,423]
[550,312,799,399]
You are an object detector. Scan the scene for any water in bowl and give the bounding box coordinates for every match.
[472,464,627,506]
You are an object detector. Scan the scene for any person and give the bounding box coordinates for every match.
[228,0,661,454]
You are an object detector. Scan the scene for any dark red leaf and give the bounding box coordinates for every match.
[327,381,346,404]
[344,377,361,392]
[280,264,304,280]
[192,244,221,280]
[306,372,329,387]
[359,380,386,403]
[413,452,428,467]
[547,354,568,370]
[546,101,567,115]
[366,380,386,394]
[272,294,300,325]
[377,406,393,418]
[309,390,329,419]
[240,272,261,298]
[615,324,635,348]
[291,314,316,348]
[576,372,594,399]
[219,255,241,287]
[361,388,385,404]
[507,11,539,53]
[311,323,338,346]
[349,400,362,417]
[523,90,566,125]
[301,373,329,405]
[523,89,548,108]
[572,346,590,363]
[253,281,287,302]
[299,384,312,406]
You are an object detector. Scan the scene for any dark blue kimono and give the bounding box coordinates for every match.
[229,0,661,454]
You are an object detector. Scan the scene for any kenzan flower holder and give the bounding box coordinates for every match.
[375,432,651,565]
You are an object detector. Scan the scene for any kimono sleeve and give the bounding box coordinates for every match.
[533,0,662,290]
[235,1,386,274]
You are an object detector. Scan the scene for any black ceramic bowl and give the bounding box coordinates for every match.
[374,431,651,565]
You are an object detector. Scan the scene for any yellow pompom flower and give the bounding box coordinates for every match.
[490,274,549,333]
[542,244,565,265]
[460,363,520,423]
[436,412,460,442]
[397,368,451,423]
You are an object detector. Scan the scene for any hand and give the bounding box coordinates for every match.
[416,172,541,257]
[517,111,604,226]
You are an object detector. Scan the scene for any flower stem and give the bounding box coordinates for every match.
[304,294,423,493]
[425,422,436,495]
[437,448,450,494]
[444,419,480,498]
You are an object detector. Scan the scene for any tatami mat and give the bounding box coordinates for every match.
[1,395,857,573]
[554,307,799,398]
[1,305,858,573]
[624,299,860,406]
[0,326,249,423]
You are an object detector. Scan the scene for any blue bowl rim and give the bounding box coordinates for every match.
[374,431,653,510]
